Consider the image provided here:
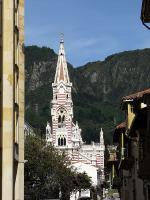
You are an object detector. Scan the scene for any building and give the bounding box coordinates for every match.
[110,88,150,200]
[46,38,105,179]
[0,1,24,200]
[141,0,150,29]
[70,162,99,200]
[105,145,119,198]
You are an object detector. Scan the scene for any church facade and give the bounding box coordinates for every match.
[46,39,105,179]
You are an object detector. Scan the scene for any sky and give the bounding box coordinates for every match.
[25,0,150,67]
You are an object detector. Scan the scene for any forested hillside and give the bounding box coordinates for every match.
[25,46,150,143]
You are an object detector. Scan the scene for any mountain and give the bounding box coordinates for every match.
[25,46,150,144]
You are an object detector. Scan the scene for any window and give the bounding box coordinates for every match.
[62,115,65,123]
[58,115,61,123]
[61,138,63,146]
[14,65,19,144]
[57,108,66,128]
[58,138,61,146]
[15,0,19,11]
[15,65,19,104]
[58,137,66,146]
[15,8,19,27]
[64,138,66,146]
[14,103,19,144]
[14,27,19,66]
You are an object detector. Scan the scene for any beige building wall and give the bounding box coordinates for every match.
[0,0,24,200]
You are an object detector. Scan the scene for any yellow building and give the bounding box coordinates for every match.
[112,88,150,200]
[0,0,24,200]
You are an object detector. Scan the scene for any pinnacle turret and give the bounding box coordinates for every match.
[100,128,104,145]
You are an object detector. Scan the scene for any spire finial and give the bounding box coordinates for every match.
[60,33,64,43]
[100,128,104,146]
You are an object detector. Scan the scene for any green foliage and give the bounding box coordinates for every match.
[72,172,92,191]
[25,45,57,71]
[25,135,92,200]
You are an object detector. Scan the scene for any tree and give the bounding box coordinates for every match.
[25,135,92,200]
[73,172,92,191]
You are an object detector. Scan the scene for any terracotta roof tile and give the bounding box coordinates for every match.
[122,88,150,101]
[116,122,126,130]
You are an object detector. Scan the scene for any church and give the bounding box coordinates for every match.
[46,38,105,180]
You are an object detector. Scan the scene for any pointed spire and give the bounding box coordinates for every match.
[100,128,103,138]
[54,35,70,84]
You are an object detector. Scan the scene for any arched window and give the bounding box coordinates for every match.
[57,108,66,128]
[61,138,64,146]
[64,138,66,146]
[58,138,61,146]
[58,137,66,146]
[58,115,61,123]
[58,115,61,128]
[62,115,65,122]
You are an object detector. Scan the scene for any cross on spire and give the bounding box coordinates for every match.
[60,32,64,43]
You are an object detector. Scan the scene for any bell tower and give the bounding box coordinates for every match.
[51,38,82,149]
[47,38,105,176]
